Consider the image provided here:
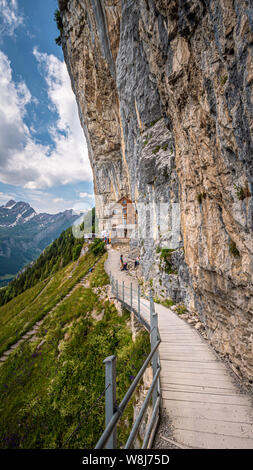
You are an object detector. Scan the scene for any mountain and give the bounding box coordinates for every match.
[0,200,36,227]
[0,208,100,305]
[0,200,80,285]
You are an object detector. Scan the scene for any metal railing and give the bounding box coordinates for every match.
[95,274,161,449]
[111,276,152,333]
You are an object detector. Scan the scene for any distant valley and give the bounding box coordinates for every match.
[0,200,80,286]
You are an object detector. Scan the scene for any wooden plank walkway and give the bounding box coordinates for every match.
[105,247,253,449]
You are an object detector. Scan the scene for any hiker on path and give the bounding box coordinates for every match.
[120,254,128,271]
[120,254,124,270]
[135,256,140,268]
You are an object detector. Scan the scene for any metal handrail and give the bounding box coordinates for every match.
[142,396,161,448]
[95,273,161,449]
[120,298,150,332]
[125,367,161,449]
[95,339,161,449]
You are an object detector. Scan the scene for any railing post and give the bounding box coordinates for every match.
[138,284,140,320]
[149,290,159,409]
[103,355,117,449]
[122,281,124,303]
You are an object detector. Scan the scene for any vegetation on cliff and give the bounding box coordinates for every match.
[54,9,63,46]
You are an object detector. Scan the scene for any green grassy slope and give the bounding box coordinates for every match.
[0,247,101,356]
[0,247,150,449]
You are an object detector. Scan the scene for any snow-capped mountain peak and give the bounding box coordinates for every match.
[0,201,37,227]
[4,200,17,209]
[0,200,81,284]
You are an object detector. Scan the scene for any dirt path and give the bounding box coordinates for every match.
[105,247,253,449]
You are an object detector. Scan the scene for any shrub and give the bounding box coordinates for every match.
[160,249,177,275]
[54,9,63,31]
[143,133,152,147]
[229,240,240,258]
[163,299,175,308]
[88,238,106,256]
[234,184,251,201]
[220,75,228,86]
[148,117,162,127]
[54,9,63,46]
[55,36,62,46]
[154,297,175,308]
[152,146,161,155]
[197,193,207,204]
[72,243,83,261]
[175,304,187,315]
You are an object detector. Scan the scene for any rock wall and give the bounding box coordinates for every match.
[59,0,253,382]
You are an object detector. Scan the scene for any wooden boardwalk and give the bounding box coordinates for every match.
[105,247,253,449]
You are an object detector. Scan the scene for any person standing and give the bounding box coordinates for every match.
[120,254,124,270]
[135,256,140,268]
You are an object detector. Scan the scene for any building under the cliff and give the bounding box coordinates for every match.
[110,197,137,243]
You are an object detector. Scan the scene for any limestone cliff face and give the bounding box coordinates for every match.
[59,0,253,382]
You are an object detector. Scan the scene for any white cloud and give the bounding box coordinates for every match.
[79,192,94,199]
[0,187,79,214]
[53,197,65,204]
[0,49,92,189]
[0,191,16,205]
[0,0,24,37]
[0,51,31,167]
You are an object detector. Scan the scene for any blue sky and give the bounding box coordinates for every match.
[0,0,94,213]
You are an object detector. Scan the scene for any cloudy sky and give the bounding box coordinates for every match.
[0,0,94,213]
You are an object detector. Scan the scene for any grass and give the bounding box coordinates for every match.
[148,117,162,128]
[0,253,150,449]
[143,133,152,147]
[175,304,187,315]
[220,75,228,86]
[234,184,251,201]
[0,250,100,356]
[89,253,109,288]
[152,145,161,155]
[154,297,175,308]
[160,249,177,275]
[0,279,50,355]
